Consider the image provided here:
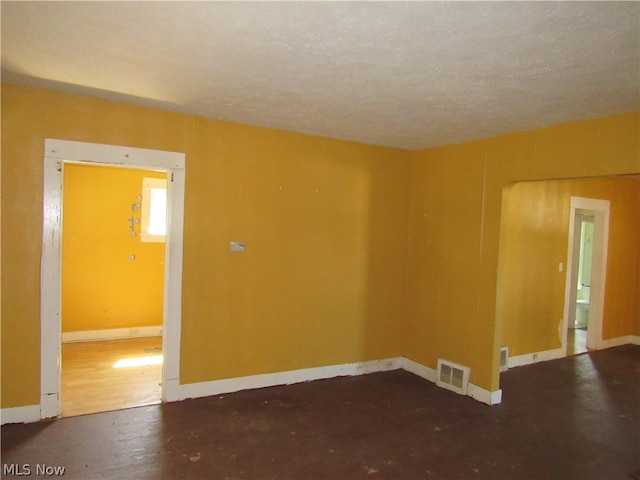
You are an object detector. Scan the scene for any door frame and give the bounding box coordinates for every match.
[41,139,185,419]
[561,196,610,355]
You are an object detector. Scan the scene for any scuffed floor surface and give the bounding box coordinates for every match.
[2,346,639,479]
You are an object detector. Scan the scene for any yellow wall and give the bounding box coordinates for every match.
[62,164,166,332]
[1,83,410,407]
[497,177,640,356]
[1,81,638,409]
[406,112,640,391]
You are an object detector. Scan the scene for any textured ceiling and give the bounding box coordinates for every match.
[2,1,639,150]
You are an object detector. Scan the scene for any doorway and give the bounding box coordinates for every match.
[41,139,185,419]
[566,214,594,355]
[562,197,610,356]
[60,163,167,416]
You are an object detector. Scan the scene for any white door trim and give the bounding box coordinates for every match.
[41,139,185,419]
[561,196,610,355]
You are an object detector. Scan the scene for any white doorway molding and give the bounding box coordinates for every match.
[561,196,610,355]
[41,139,185,419]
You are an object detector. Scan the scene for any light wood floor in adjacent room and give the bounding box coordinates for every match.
[61,336,163,417]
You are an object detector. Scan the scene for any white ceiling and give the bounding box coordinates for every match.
[2,1,638,151]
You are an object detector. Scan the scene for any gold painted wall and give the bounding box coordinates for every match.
[2,81,638,409]
[62,164,166,332]
[406,112,640,392]
[497,178,640,356]
[0,83,410,407]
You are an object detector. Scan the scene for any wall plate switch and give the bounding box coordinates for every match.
[230,241,245,252]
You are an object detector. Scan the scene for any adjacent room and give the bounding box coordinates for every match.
[61,164,167,416]
[1,2,638,479]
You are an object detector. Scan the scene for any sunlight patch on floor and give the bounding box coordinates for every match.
[113,354,163,368]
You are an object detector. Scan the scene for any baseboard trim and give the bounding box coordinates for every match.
[508,348,564,369]
[176,357,403,402]
[62,326,163,343]
[178,356,501,406]
[467,382,503,405]
[1,405,41,425]
[401,357,501,406]
[600,335,639,349]
[6,354,507,424]
[507,337,639,369]
[401,357,437,382]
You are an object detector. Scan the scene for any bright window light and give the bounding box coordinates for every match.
[113,355,163,369]
[141,177,167,243]
[148,188,167,235]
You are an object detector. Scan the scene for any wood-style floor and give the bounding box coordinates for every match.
[3,345,639,479]
[567,326,588,356]
[61,336,162,417]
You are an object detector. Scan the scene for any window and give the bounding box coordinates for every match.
[141,177,167,242]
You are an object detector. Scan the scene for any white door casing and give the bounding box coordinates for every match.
[561,196,610,354]
[41,139,185,419]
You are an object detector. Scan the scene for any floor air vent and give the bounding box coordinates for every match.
[436,359,470,395]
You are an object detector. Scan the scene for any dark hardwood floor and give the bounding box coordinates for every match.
[2,345,639,479]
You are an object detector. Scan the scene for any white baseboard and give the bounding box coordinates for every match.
[507,337,639,370]
[11,334,636,424]
[401,357,437,382]
[62,325,163,343]
[6,355,507,424]
[600,335,640,349]
[401,357,501,406]
[1,405,41,425]
[467,382,503,405]
[176,357,403,402]
[508,348,564,369]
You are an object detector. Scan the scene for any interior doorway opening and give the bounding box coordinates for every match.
[41,139,185,420]
[566,214,594,356]
[60,163,167,417]
[495,180,617,375]
[561,196,610,356]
